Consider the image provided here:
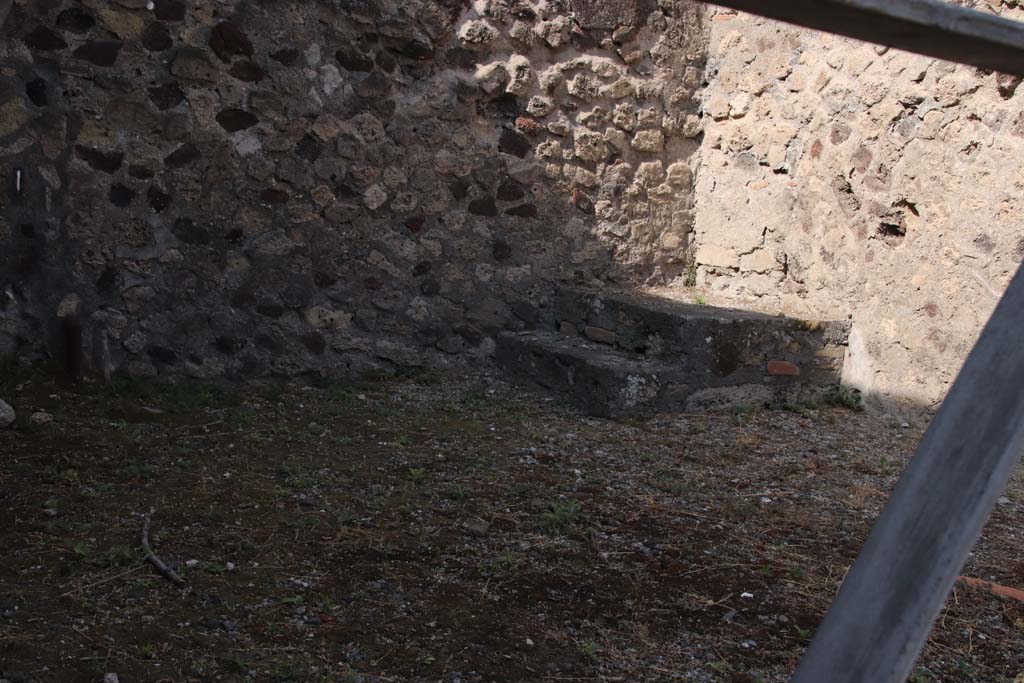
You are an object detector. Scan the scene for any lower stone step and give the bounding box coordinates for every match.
[496,329,844,417]
[495,331,688,416]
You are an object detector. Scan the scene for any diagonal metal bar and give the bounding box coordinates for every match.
[786,261,1024,682]
[695,0,1024,76]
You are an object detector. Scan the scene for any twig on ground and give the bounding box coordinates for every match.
[141,509,186,586]
[59,566,144,598]
[959,575,1024,603]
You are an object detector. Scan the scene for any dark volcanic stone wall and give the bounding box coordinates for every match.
[0,0,706,380]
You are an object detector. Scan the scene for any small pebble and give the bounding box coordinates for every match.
[31,411,54,425]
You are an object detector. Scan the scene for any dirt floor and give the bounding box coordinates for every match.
[1,366,1022,683]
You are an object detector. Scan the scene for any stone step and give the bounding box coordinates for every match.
[495,331,691,416]
[496,289,851,416]
[556,288,850,368]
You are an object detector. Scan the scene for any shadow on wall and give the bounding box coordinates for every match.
[0,0,707,384]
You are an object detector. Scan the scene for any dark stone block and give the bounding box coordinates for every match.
[154,0,186,22]
[448,178,469,200]
[512,300,540,324]
[73,41,123,67]
[336,47,374,72]
[419,279,440,296]
[455,324,483,345]
[375,50,397,73]
[271,48,301,66]
[468,197,498,216]
[492,239,512,261]
[256,302,284,318]
[281,273,314,308]
[164,142,201,168]
[75,146,124,174]
[231,286,256,308]
[498,128,531,158]
[146,345,177,364]
[496,178,526,201]
[294,134,321,162]
[148,82,185,110]
[209,21,253,62]
[215,336,244,355]
[109,183,136,208]
[570,29,600,51]
[24,25,67,51]
[142,22,173,51]
[572,189,594,214]
[229,60,265,82]
[147,186,171,212]
[313,271,337,288]
[413,260,432,276]
[25,78,47,107]
[216,108,259,132]
[392,37,433,60]
[405,215,427,233]
[489,94,521,120]
[129,165,155,179]
[301,331,326,355]
[446,47,476,69]
[255,334,283,352]
[172,217,210,245]
[505,203,539,219]
[56,7,96,33]
[96,267,119,296]
[261,187,289,204]
[513,5,536,19]
[354,71,392,98]
[171,46,219,81]
[569,0,655,30]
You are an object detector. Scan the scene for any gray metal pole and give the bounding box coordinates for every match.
[694,0,1024,76]
[790,261,1024,682]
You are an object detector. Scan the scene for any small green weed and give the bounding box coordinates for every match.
[540,499,582,533]
[105,372,238,413]
[578,640,601,662]
[125,462,158,481]
[447,484,470,501]
[826,384,864,411]
[395,366,444,386]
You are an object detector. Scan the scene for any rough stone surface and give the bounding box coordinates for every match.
[0,0,707,381]
[0,399,14,428]
[496,288,849,416]
[688,3,1024,416]
[12,0,993,418]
